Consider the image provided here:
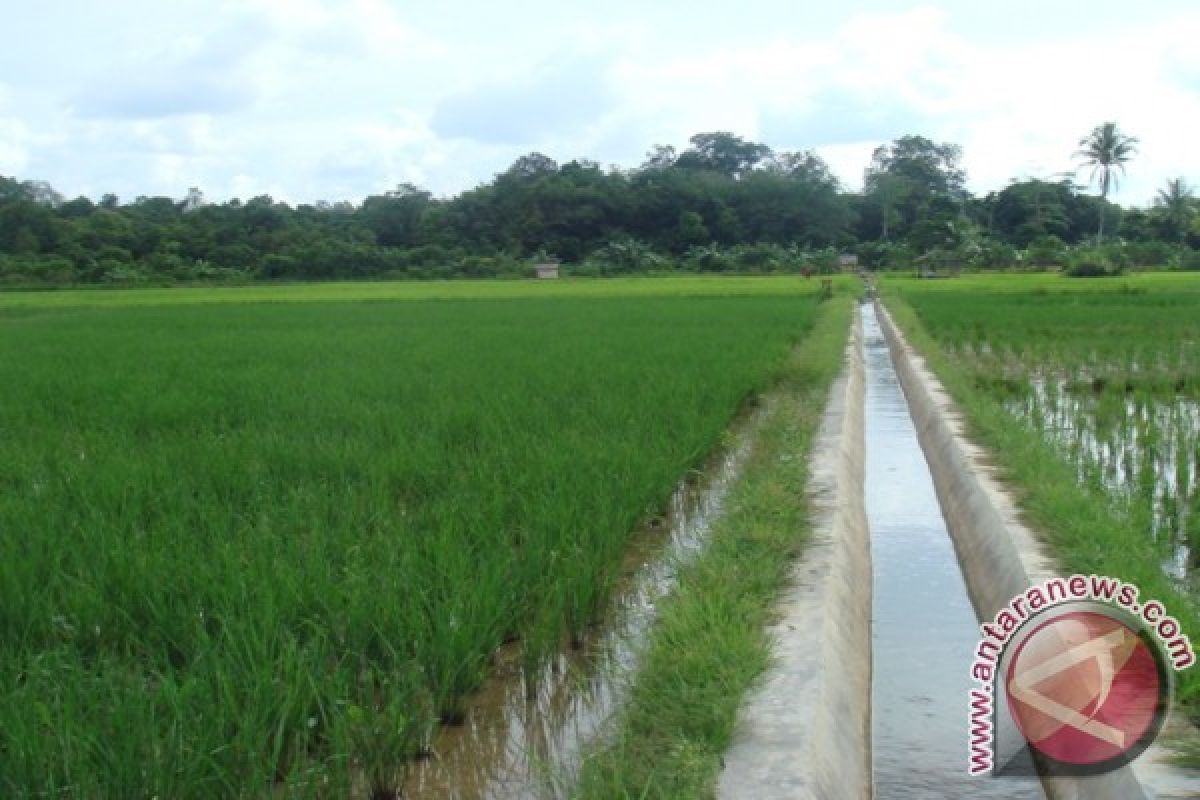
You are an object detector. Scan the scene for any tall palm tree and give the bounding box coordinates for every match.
[1154,177,1195,244]
[1075,122,1138,241]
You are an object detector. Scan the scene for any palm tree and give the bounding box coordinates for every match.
[1154,178,1195,244]
[1075,122,1138,241]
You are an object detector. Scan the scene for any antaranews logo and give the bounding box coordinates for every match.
[968,574,1194,778]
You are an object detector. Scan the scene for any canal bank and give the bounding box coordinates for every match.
[720,297,1200,799]
[875,298,1200,800]
[863,301,1042,798]
[718,304,871,798]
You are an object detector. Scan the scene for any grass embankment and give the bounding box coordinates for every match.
[880,274,1200,730]
[574,295,852,798]
[0,282,845,798]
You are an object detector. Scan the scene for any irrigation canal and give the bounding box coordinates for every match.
[406,300,1197,798]
[862,301,1043,798]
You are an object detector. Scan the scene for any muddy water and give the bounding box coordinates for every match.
[400,409,762,798]
[862,303,1043,798]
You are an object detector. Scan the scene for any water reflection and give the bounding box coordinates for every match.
[864,303,1043,799]
[401,410,761,798]
[1005,378,1199,582]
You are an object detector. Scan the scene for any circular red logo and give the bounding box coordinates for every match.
[1005,610,1166,769]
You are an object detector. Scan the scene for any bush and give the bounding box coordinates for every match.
[173,261,253,285]
[1180,249,1200,272]
[585,238,664,274]
[102,262,151,284]
[0,254,80,284]
[681,245,733,273]
[805,247,840,275]
[1065,262,1111,277]
[259,253,298,278]
[1123,240,1176,268]
[1095,242,1131,270]
[565,261,601,278]
[732,242,780,271]
[976,240,1019,269]
[1025,235,1067,268]
[855,241,913,270]
[1065,247,1124,277]
[455,254,522,278]
[398,244,458,268]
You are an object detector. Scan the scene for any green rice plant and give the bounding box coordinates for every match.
[881,275,1200,752]
[574,296,851,798]
[0,285,837,797]
[889,273,1200,559]
[1188,484,1200,554]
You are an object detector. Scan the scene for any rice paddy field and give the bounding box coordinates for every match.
[0,278,839,798]
[882,271,1200,708]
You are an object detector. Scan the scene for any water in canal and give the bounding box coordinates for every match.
[862,301,1043,798]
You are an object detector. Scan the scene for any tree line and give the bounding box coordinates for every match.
[1,125,1197,285]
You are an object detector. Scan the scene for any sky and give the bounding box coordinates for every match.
[1,1,1197,208]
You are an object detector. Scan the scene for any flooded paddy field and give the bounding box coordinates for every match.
[883,273,1200,760]
[890,274,1200,585]
[0,284,831,798]
[1008,381,1199,580]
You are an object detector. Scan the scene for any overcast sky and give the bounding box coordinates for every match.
[2,1,1197,207]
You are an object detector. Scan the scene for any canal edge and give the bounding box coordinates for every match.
[717,302,872,799]
[873,298,1177,800]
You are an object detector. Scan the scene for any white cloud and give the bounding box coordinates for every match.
[1,1,1197,206]
[0,121,31,175]
[432,51,617,145]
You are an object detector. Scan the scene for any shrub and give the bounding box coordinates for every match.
[1065,262,1111,277]
[805,247,840,275]
[101,262,151,284]
[0,254,79,284]
[586,237,663,274]
[976,241,1019,269]
[1065,248,1123,277]
[1095,242,1131,270]
[456,254,522,278]
[732,242,779,271]
[682,245,734,273]
[1122,240,1175,268]
[1025,235,1067,268]
[855,241,913,270]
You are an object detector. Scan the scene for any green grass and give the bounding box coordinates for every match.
[574,296,852,798]
[879,277,1200,727]
[0,282,845,798]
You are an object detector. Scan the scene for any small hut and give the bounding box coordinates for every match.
[838,253,859,272]
[535,262,560,280]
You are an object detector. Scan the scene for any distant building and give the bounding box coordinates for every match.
[535,262,560,279]
[838,253,859,271]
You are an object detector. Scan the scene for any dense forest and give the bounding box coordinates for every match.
[1,130,1197,285]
